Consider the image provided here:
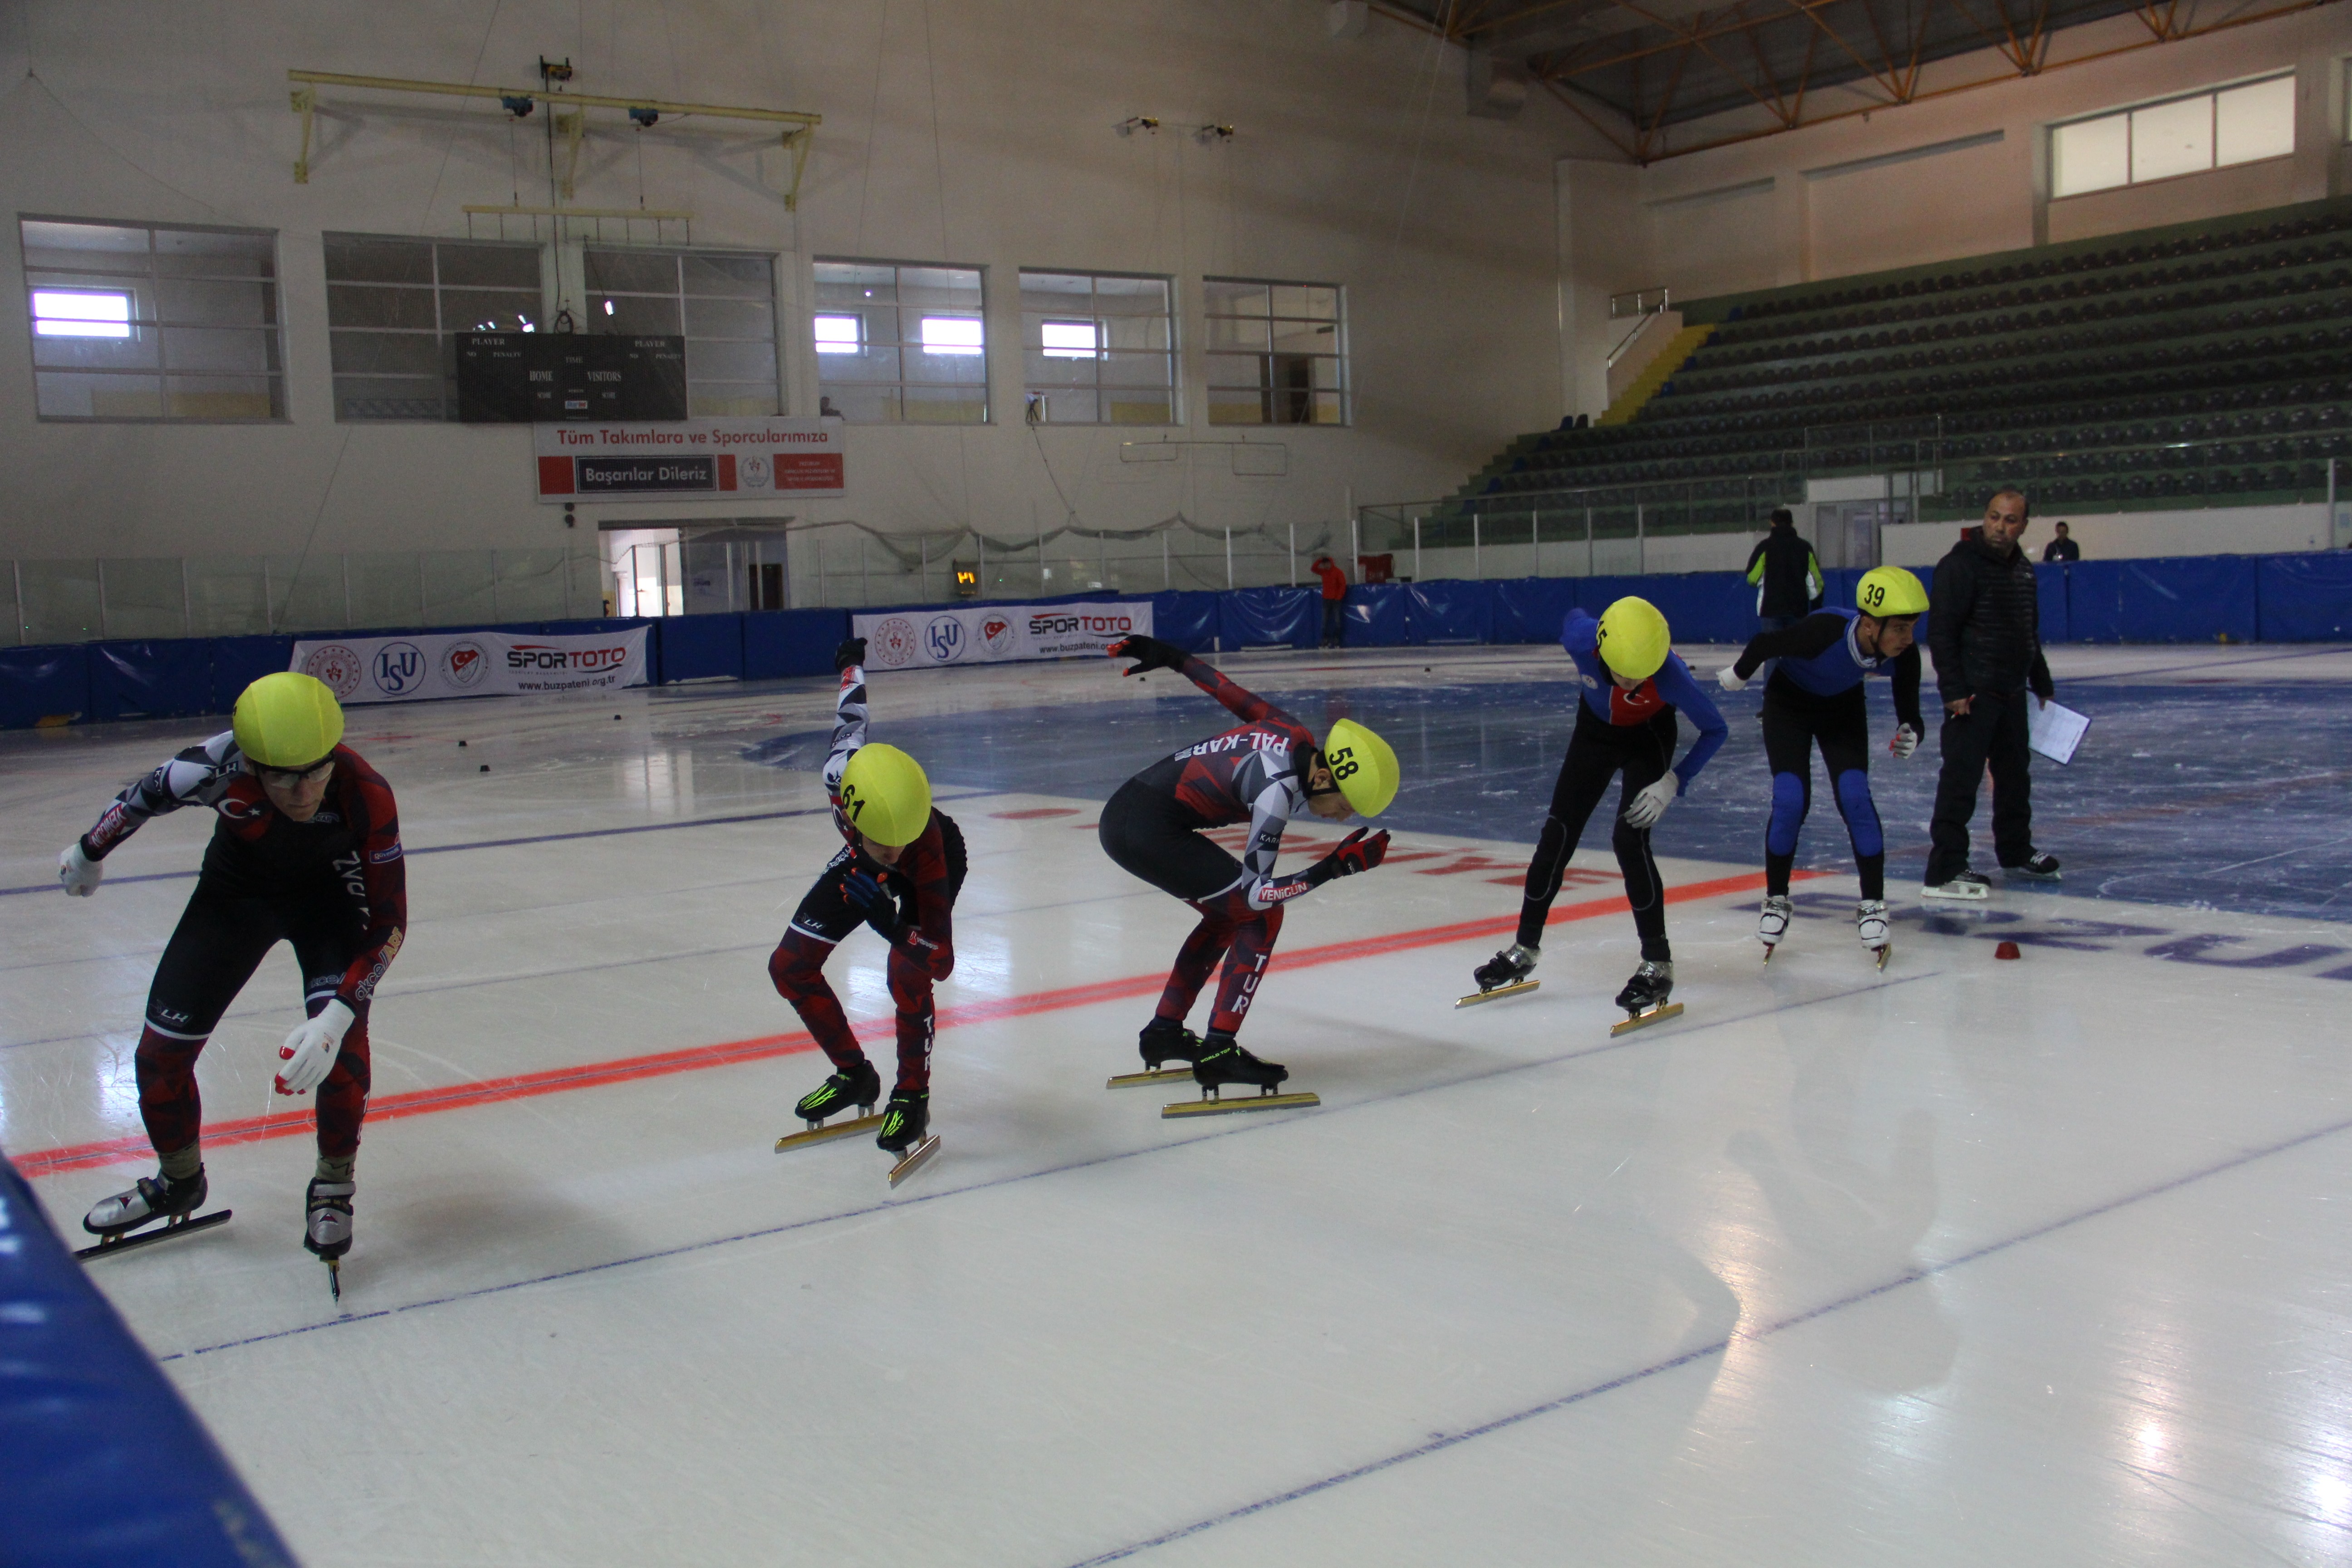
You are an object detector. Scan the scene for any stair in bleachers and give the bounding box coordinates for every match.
[1443,196,2352,524]
[1597,323,1714,426]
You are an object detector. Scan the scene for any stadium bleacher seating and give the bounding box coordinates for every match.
[1442,197,2352,525]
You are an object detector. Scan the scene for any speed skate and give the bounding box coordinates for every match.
[74,1208,232,1262]
[1161,1086,1322,1119]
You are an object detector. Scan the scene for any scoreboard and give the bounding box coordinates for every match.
[456,333,689,422]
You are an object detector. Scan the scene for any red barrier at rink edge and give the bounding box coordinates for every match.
[15,869,1798,1178]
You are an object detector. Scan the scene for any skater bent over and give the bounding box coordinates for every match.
[1718,567,1928,963]
[1096,635,1398,1093]
[1923,488,2060,900]
[1470,598,1727,1019]
[771,639,964,1156]
[61,672,404,1282]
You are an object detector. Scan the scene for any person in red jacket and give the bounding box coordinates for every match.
[60,672,404,1285]
[1312,555,1348,648]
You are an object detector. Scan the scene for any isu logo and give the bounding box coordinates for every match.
[980,614,1017,655]
[442,639,489,690]
[303,644,365,699]
[868,617,919,668]
[925,615,965,663]
[372,642,426,696]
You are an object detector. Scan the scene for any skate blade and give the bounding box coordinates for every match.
[1920,884,1989,902]
[1761,944,1779,964]
[886,1134,941,1188]
[1107,1066,1196,1089]
[1455,979,1540,1009]
[1608,1002,1685,1038]
[1161,1091,1320,1119]
[1874,944,1892,970]
[327,1258,342,1303]
[774,1112,884,1152]
[74,1208,232,1262]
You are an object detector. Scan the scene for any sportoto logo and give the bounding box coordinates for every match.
[372,642,426,696]
[868,617,919,668]
[740,454,772,489]
[980,614,1017,655]
[442,639,489,690]
[302,644,364,699]
[925,615,965,663]
[1027,611,1135,637]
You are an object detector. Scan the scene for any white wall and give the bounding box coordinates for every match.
[1883,502,2334,568]
[0,0,1618,582]
[1562,5,2349,343]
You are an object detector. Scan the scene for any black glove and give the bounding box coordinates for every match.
[1107,635,1186,677]
[1306,827,1390,886]
[833,637,867,674]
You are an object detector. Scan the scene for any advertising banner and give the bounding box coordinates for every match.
[289,628,650,704]
[532,417,845,503]
[852,600,1152,670]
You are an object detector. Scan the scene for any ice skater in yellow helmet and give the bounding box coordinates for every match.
[769,637,963,1180]
[58,670,405,1296]
[1717,566,1928,967]
[1095,633,1398,1107]
[1464,597,1728,1029]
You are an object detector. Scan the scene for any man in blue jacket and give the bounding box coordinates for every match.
[1469,596,1728,1019]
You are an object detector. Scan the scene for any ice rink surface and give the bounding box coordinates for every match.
[5,641,2351,1566]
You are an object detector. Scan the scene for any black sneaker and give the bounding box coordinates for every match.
[2004,853,2062,879]
[1138,1018,1202,1070]
[794,1059,882,1124]
[1192,1032,1287,1091]
[876,1090,930,1154]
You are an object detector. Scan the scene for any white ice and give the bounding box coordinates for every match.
[3,645,2349,1567]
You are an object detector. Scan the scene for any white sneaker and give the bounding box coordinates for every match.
[1921,871,1991,902]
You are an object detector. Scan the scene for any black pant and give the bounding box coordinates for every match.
[1926,689,2034,883]
[1320,600,1344,647]
[1761,688,1884,900]
[1516,706,1676,961]
[1099,778,1245,900]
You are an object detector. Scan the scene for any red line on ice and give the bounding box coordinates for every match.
[15,869,1796,1177]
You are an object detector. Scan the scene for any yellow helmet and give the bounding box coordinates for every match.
[1596,597,1671,681]
[1856,566,1929,618]
[1320,719,1398,818]
[234,672,344,769]
[838,743,933,847]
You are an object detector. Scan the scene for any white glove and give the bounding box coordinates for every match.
[1890,724,1920,760]
[1622,776,1678,829]
[1716,664,1747,692]
[59,843,103,897]
[276,1000,356,1095]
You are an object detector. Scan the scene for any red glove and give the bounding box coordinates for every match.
[1308,827,1390,885]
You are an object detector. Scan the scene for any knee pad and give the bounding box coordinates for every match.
[1767,772,1808,857]
[1833,770,1884,858]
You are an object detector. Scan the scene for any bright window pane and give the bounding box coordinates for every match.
[33,289,133,337]
[920,315,985,355]
[2052,113,2130,197]
[2132,95,2213,183]
[1040,320,1100,358]
[813,314,863,353]
[2215,75,2295,166]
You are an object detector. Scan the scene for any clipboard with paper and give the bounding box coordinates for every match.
[2027,694,2089,765]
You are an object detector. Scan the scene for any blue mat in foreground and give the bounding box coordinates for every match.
[0,1150,298,1567]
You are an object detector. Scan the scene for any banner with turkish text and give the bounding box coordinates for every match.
[289,628,649,704]
[852,601,1152,669]
[533,417,845,502]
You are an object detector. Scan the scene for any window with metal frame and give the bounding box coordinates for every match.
[324,234,542,421]
[21,217,286,422]
[584,247,781,416]
[1202,278,1346,426]
[812,259,987,424]
[1019,270,1176,425]
[2051,74,2296,200]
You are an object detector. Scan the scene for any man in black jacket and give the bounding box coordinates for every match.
[1744,508,1823,633]
[1923,488,2060,900]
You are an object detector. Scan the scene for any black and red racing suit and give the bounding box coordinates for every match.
[1098,654,1333,1038]
[79,732,406,1161]
[767,662,965,1093]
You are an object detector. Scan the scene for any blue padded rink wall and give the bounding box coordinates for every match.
[6,617,2352,1562]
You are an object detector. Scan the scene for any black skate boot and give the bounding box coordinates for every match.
[1610,960,1681,1035]
[875,1089,930,1154]
[793,1058,882,1127]
[83,1167,208,1237]
[1460,944,1540,1007]
[1191,1031,1288,1092]
[1138,1017,1202,1071]
[2003,852,2061,881]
